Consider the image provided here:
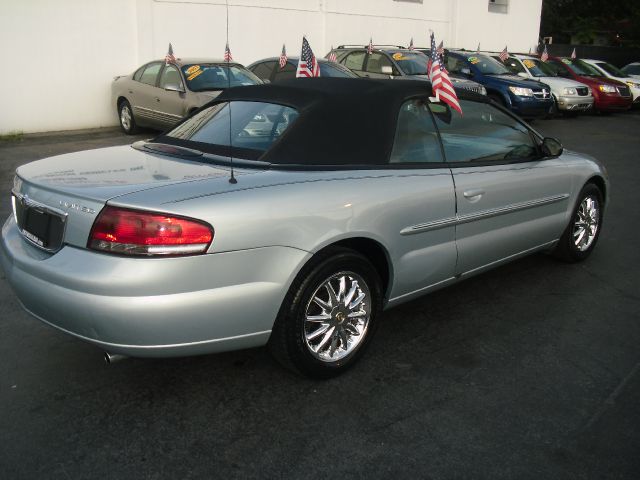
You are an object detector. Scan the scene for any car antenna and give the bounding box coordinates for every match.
[226,0,237,184]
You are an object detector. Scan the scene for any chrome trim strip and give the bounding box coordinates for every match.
[400,193,570,236]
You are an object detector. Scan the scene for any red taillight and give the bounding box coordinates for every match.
[88,206,213,256]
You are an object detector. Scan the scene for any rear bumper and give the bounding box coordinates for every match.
[556,95,594,112]
[1,216,310,357]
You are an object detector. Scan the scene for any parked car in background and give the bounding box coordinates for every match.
[329,45,487,95]
[621,62,640,79]
[492,53,593,114]
[111,58,262,134]
[581,59,640,105]
[2,78,608,378]
[247,56,357,82]
[543,56,632,113]
[440,50,553,118]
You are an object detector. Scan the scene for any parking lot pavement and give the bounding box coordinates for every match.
[1,113,639,479]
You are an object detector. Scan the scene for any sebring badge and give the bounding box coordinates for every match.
[59,200,96,214]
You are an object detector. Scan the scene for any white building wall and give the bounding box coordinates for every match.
[0,0,542,134]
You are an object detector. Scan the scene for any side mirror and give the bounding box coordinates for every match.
[165,84,185,93]
[381,65,393,75]
[517,72,528,78]
[541,137,563,157]
[460,67,472,77]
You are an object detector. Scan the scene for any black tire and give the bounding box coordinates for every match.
[118,100,139,134]
[268,247,383,378]
[553,183,603,262]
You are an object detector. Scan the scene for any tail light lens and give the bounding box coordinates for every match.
[88,206,213,256]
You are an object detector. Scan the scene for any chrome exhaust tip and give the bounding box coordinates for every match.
[104,352,128,364]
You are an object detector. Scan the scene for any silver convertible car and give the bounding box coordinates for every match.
[1,79,608,377]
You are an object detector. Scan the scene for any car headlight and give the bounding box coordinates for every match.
[626,81,640,88]
[508,86,534,97]
[480,86,487,96]
[598,84,616,93]
[563,87,577,95]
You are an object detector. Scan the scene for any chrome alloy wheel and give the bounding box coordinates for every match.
[120,105,132,131]
[304,272,371,363]
[573,196,599,251]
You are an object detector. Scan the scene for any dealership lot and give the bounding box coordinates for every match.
[1,112,639,478]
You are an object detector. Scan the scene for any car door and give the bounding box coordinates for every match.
[384,97,458,305]
[133,62,164,127]
[429,100,573,276]
[155,64,187,127]
[340,51,367,77]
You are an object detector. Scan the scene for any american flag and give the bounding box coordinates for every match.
[224,42,233,62]
[165,43,176,65]
[408,37,414,50]
[328,46,337,63]
[367,37,373,55]
[499,45,509,62]
[429,33,462,115]
[279,44,288,69]
[296,36,320,77]
[571,47,577,59]
[541,44,549,62]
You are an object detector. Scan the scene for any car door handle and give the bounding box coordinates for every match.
[463,189,485,200]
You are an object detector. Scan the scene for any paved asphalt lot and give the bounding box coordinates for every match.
[1,112,639,479]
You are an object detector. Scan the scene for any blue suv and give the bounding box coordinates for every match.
[444,50,553,118]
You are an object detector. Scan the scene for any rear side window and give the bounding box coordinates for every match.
[166,101,299,155]
[139,63,162,86]
[390,99,443,164]
[342,52,366,71]
[429,100,537,163]
[250,61,277,81]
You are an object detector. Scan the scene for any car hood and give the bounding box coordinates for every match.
[486,74,549,89]
[530,76,590,90]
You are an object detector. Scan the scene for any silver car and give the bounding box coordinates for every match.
[1,79,608,378]
[111,58,261,134]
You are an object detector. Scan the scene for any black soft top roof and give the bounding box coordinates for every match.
[211,78,487,166]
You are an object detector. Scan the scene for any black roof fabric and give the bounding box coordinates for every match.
[210,78,487,166]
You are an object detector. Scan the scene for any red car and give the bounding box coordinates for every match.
[544,56,632,112]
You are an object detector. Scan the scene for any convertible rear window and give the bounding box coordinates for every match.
[164,101,299,157]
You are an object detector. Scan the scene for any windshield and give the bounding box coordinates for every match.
[162,101,298,158]
[596,62,625,77]
[393,51,430,75]
[181,64,261,92]
[560,58,601,76]
[623,64,640,75]
[463,54,511,75]
[521,58,557,77]
[319,62,356,78]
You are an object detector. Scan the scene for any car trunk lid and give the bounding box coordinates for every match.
[11,144,265,252]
